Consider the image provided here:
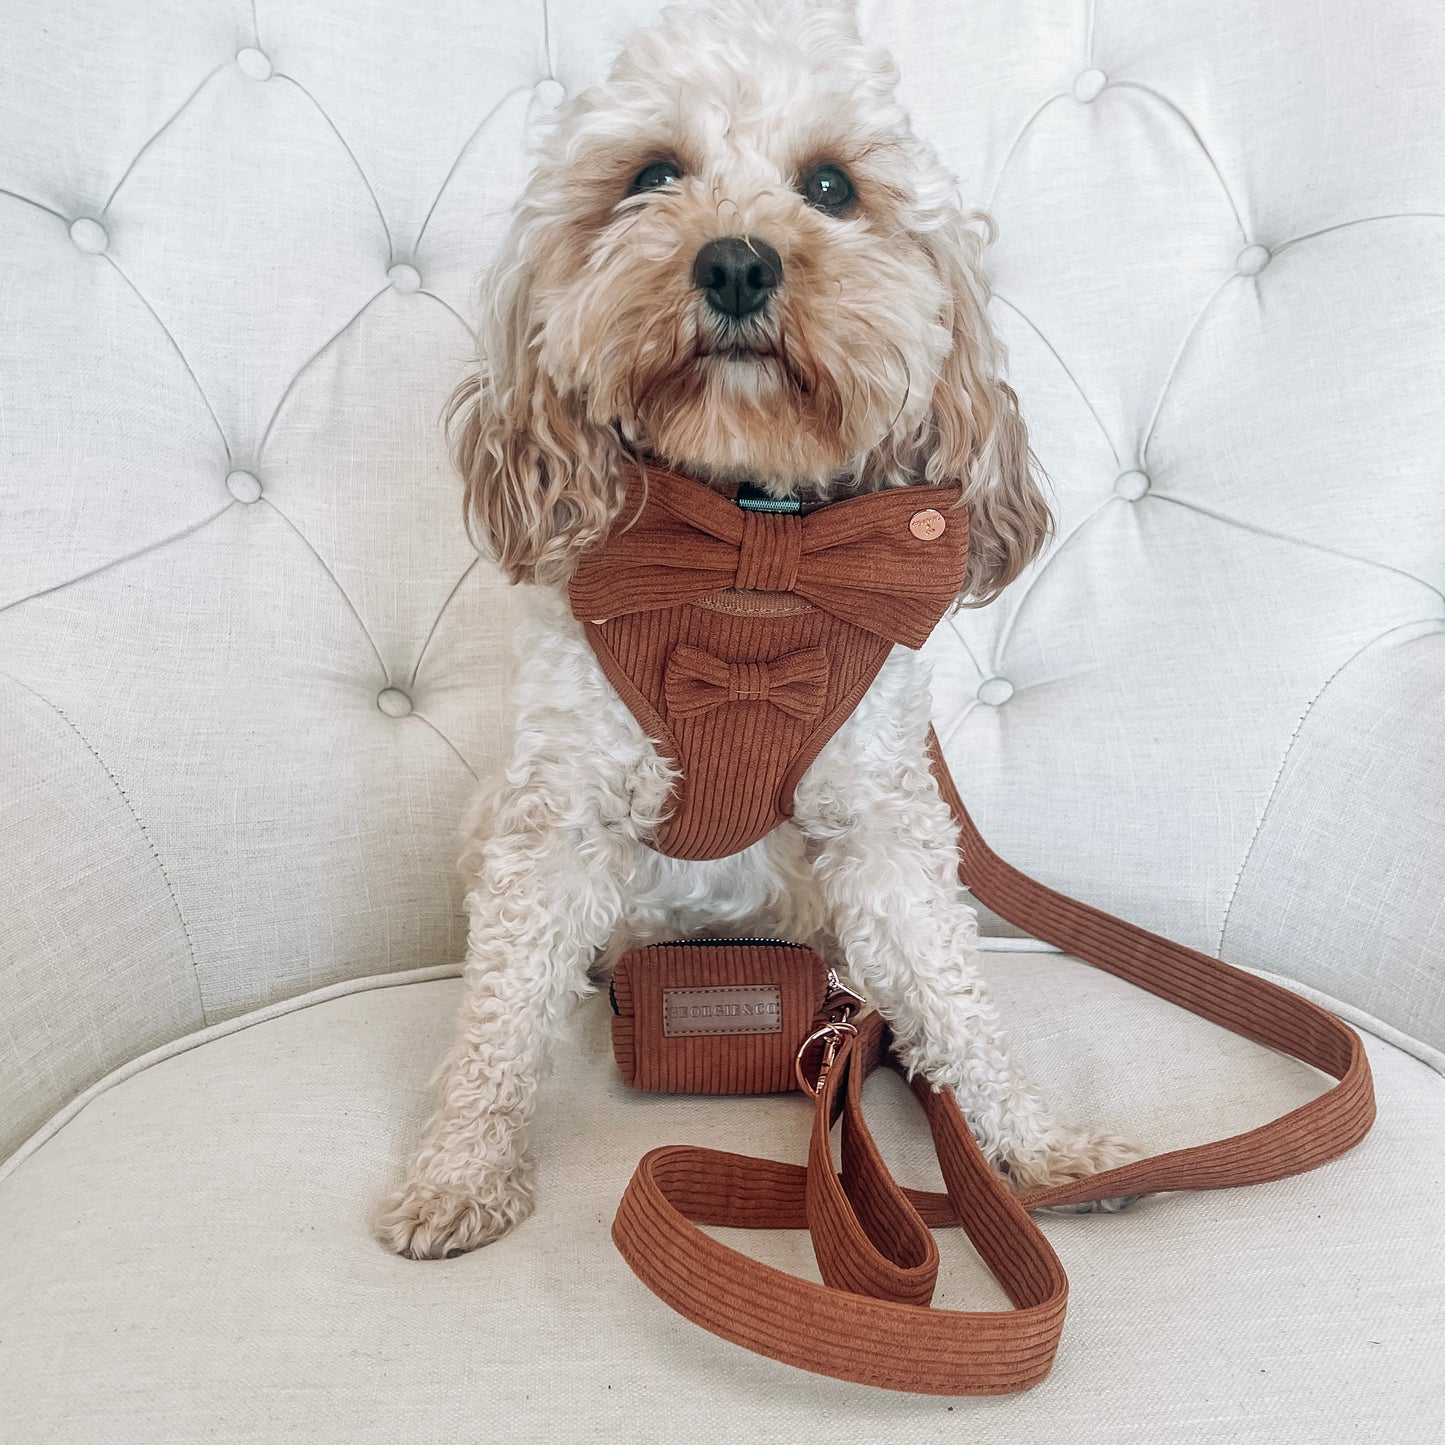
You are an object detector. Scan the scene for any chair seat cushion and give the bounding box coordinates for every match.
[1,952,1442,1442]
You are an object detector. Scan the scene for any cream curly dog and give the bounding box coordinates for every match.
[381,0,1137,1259]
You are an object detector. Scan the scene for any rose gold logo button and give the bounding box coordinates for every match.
[910,508,946,540]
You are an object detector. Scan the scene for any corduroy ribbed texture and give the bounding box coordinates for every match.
[611,942,830,1094]
[612,1016,1072,1396]
[586,605,894,859]
[607,737,1376,1394]
[570,461,969,860]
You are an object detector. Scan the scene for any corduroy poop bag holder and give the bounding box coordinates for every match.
[584,463,1376,1395]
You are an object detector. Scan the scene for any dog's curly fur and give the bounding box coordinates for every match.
[380,0,1137,1260]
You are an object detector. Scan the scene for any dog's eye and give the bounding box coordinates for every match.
[801,165,854,212]
[630,161,683,193]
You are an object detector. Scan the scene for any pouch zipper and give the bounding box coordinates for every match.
[609,938,807,1014]
[640,936,806,948]
[607,939,860,1017]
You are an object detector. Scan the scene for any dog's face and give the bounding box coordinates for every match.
[453,0,1050,602]
[527,11,955,494]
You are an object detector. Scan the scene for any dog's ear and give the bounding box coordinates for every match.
[447,243,626,586]
[918,211,1052,607]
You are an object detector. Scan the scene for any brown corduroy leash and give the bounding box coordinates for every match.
[609,731,1376,1395]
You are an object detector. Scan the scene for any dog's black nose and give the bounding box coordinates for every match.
[692,236,782,318]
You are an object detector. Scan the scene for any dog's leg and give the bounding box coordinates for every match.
[379,606,672,1259]
[793,652,1140,1209]
[378,809,630,1258]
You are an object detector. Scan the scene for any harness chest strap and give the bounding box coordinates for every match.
[568,462,970,860]
[608,733,1376,1395]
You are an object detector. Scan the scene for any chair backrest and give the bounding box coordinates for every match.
[1,0,1441,1160]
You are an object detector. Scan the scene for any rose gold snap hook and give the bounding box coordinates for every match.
[794,1020,859,1098]
[823,967,867,1019]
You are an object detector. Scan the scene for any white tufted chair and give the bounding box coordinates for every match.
[2,2,1442,1439]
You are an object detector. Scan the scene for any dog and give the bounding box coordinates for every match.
[380,0,1138,1260]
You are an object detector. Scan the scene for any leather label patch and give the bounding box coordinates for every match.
[662,984,783,1037]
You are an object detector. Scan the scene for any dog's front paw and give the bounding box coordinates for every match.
[1001,1125,1145,1215]
[378,1166,535,1259]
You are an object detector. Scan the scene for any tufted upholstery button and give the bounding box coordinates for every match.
[1235,244,1271,277]
[977,677,1014,707]
[387,263,422,293]
[377,687,413,718]
[236,48,273,81]
[1114,469,1151,501]
[532,78,566,109]
[226,469,262,504]
[909,508,946,540]
[1073,68,1108,103]
[68,217,108,254]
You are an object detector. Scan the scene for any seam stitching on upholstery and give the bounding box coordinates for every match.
[937,698,978,752]
[0,503,236,616]
[256,285,389,458]
[103,257,232,461]
[409,556,479,687]
[1139,273,1236,466]
[1216,618,1445,956]
[1108,81,1249,240]
[414,84,538,255]
[410,710,481,781]
[0,188,65,220]
[985,93,1067,212]
[418,287,477,342]
[941,614,986,686]
[990,493,1121,669]
[991,294,1119,463]
[1149,492,1445,606]
[102,64,225,213]
[0,669,203,1002]
[274,73,394,262]
[0,964,465,1187]
[258,497,390,682]
[1274,212,1445,255]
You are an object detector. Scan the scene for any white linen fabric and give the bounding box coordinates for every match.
[1,959,1442,1444]
[1,0,1443,1434]
[2,0,1443,1141]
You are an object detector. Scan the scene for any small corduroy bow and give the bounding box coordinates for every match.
[665,643,829,721]
[569,463,970,649]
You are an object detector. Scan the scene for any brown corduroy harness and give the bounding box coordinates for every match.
[568,460,1376,1394]
[569,461,969,859]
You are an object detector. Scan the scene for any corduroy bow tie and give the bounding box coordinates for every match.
[664,643,830,722]
[568,464,971,650]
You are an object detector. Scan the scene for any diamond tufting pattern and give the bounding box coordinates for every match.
[1,0,1443,1161]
